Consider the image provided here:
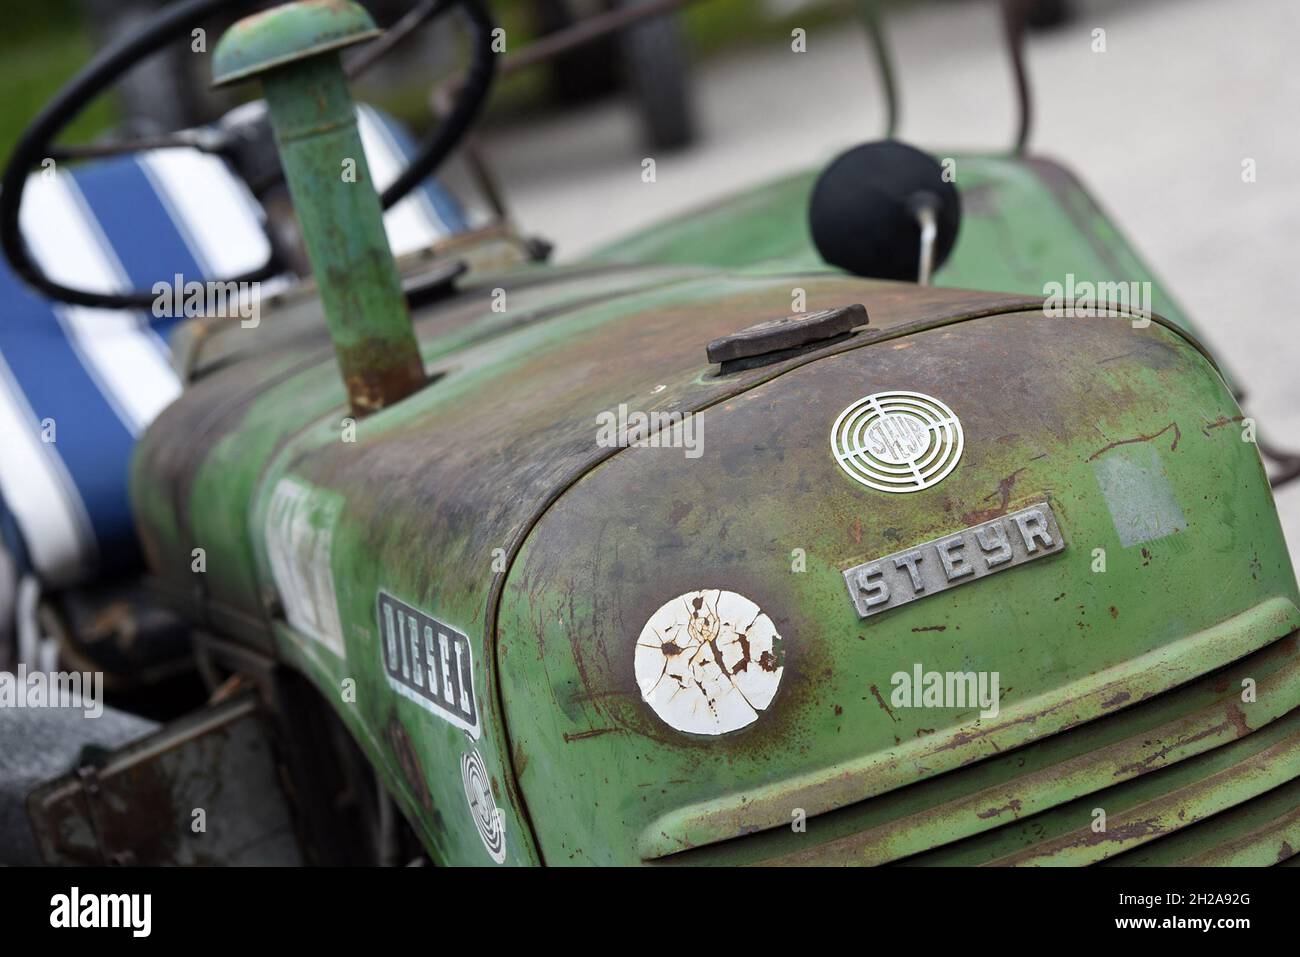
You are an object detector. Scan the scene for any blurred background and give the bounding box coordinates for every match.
[3,0,1300,556]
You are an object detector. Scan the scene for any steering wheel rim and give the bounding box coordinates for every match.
[0,0,496,310]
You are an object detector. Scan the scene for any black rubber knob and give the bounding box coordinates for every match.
[809,140,962,281]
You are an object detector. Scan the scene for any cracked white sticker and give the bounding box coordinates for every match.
[635,589,784,735]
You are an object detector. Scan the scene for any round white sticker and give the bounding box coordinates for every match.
[832,391,964,493]
[635,589,784,735]
[461,748,506,863]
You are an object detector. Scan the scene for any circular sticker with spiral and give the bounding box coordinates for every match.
[461,748,506,863]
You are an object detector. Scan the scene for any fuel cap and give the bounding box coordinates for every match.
[706,303,867,366]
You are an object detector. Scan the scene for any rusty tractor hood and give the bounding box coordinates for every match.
[131,263,1300,866]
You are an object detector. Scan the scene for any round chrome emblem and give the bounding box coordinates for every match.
[831,391,964,493]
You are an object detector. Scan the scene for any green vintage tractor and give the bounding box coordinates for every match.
[1,0,1298,867]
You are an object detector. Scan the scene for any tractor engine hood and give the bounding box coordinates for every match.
[495,278,1300,865]
[131,264,1300,866]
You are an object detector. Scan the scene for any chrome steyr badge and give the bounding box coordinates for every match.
[831,391,963,493]
[843,503,1066,618]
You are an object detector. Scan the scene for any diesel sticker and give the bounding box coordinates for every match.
[378,591,480,737]
[843,502,1065,618]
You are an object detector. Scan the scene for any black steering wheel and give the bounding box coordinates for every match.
[0,0,496,310]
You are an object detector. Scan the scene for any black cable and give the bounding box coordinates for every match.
[380,0,496,208]
[1001,0,1033,154]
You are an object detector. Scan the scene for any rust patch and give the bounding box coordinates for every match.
[976,798,1022,820]
[1202,414,1245,436]
[1112,718,1232,777]
[1223,702,1252,739]
[1087,421,1181,462]
[962,467,1028,525]
[563,727,623,742]
[340,352,426,417]
[869,683,899,723]
[386,717,432,810]
[1080,816,1167,847]
[512,740,530,779]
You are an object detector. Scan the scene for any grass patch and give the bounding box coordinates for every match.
[2,29,119,166]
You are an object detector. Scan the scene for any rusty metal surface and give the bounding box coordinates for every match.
[493,305,1296,864]
[131,252,1294,865]
[217,3,425,415]
[753,629,1300,866]
[0,705,157,865]
[1163,787,1300,866]
[134,269,1045,630]
[706,303,866,365]
[973,711,1300,866]
[133,264,701,632]
[27,695,301,865]
[133,269,1048,864]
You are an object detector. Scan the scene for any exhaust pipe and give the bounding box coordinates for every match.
[213,1,426,416]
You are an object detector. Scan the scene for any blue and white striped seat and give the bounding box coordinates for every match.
[0,106,468,590]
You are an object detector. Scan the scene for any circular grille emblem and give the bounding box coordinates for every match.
[461,748,506,863]
[831,391,964,493]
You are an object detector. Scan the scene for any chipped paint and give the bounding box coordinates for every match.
[1092,443,1188,548]
[635,589,784,735]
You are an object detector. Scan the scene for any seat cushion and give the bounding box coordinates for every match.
[0,107,468,589]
